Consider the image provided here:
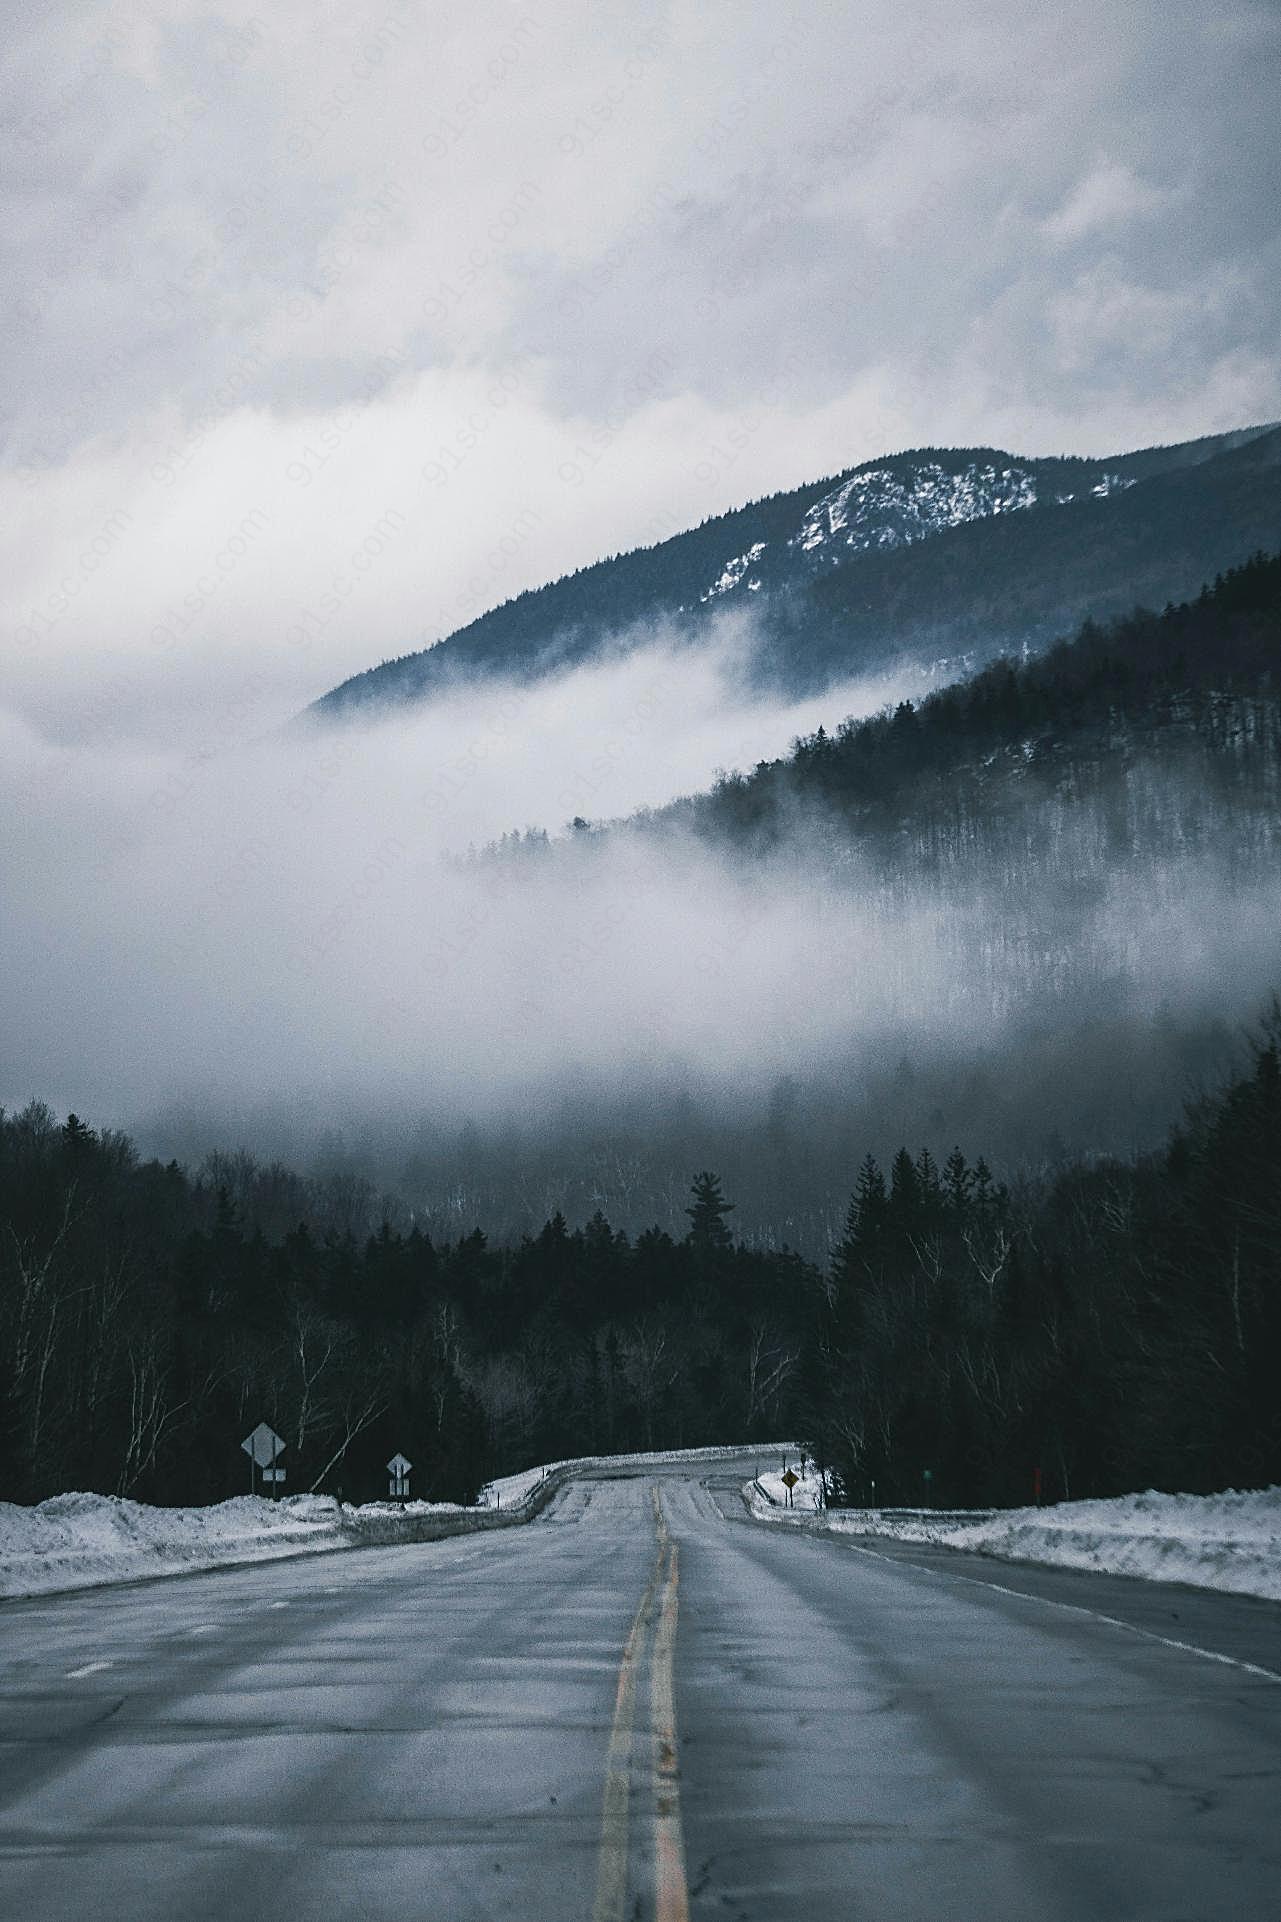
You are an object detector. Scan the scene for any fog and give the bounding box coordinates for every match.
[5,604,1277,1247]
[5,617,921,1116]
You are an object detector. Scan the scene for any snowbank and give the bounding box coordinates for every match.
[0,1492,352,1599]
[752,1462,826,1513]
[745,1482,1281,1601]
[0,1485,534,1598]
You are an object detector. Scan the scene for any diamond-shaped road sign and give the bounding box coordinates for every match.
[241,1422,286,1468]
[387,1453,412,1478]
[781,1468,799,1490]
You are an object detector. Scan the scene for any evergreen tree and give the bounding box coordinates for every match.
[61,1113,96,1159]
[851,1154,888,1247]
[888,1148,919,1227]
[915,1148,942,1222]
[684,1172,735,1252]
[943,1147,973,1221]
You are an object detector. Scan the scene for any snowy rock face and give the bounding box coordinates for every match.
[698,459,1045,605]
[1056,472,1138,505]
[1089,472,1136,498]
[702,540,767,602]
[793,461,1038,558]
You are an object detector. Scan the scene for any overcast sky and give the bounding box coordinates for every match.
[3,0,1279,747]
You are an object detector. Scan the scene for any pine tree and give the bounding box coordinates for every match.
[943,1147,973,1221]
[829,1156,887,1351]
[915,1147,942,1221]
[972,1156,997,1221]
[852,1153,887,1243]
[830,1155,887,1284]
[888,1148,919,1226]
[61,1113,96,1158]
[684,1172,735,1252]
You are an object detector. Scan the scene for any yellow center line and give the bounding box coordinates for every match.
[652,1531,690,1922]
[591,1486,691,1922]
[592,1491,664,1922]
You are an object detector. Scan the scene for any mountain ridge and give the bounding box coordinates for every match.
[308,421,1280,722]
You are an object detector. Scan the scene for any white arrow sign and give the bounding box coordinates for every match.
[387,1453,412,1477]
[241,1422,286,1468]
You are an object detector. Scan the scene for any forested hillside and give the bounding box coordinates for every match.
[2,1020,1277,1510]
[417,552,1280,1241]
[674,546,1281,849]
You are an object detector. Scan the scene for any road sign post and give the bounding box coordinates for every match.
[781,1466,799,1508]
[387,1453,412,1501]
[241,1422,287,1499]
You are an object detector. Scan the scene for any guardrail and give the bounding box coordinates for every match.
[858,1507,998,1524]
[340,1466,575,1547]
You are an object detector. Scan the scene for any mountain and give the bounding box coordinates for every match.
[308,423,1280,721]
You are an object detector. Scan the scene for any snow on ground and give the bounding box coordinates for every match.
[0,1492,355,1599]
[0,1490,488,1599]
[1,1445,794,1600]
[753,1461,827,1512]
[10,1463,1276,1605]
[746,1482,1281,1601]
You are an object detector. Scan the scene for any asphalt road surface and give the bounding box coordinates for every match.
[1,1459,1278,1920]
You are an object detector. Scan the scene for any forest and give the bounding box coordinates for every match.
[2,1007,1277,1511]
[677,545,1281,846]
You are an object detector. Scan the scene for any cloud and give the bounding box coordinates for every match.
[2,0,1279,752]
[1040,161,1172,244]
[0,620,926,1119]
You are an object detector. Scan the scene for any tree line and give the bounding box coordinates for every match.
[681,547,1281,850]
[2,1018,1277,1509]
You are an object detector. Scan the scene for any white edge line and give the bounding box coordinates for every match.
[65,1660,112,1678]
[837,1539,1281,1684]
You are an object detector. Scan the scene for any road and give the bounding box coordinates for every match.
[1,1459,1278,1920]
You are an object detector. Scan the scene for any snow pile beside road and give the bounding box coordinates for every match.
[753,1463,826,1512]
[942,1486,1281,1599]
[0,1491,355,1598]
[748,1483,1281,1600]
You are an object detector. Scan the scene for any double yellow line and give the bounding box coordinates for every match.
[592,1487,690,1922]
